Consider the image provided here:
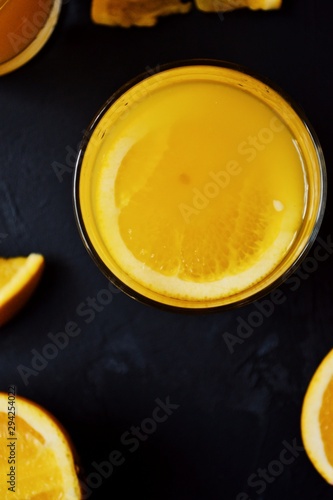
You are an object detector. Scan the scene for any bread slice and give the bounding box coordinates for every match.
[91,0,192,27]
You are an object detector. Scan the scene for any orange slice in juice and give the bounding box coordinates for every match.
[77,65,325,309]
[90,74,305,301]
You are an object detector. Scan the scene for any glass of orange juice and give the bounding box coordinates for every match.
[73,60,326,311]
[0,0,61,75]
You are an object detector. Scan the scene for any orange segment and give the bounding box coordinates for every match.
[91,0,192,27]
[116,127,279,281]
[118,169,278,281]
[195,0,282,12]
[301,349,333,484]
[90,0,281,28]
[0,393,81,499]
[0,253,44,327]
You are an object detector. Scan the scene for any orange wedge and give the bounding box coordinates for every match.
[0,253,44,327]
[0,392,82,499]
[91,0,191,27]
[301,349,333,484]
[195,0,282,12]
[90,0,281,28]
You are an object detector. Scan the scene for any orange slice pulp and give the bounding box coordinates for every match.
[0,392,82,499]
[0,254,44,327]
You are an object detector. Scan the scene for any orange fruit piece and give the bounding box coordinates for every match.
[0,392,82,499]
[0,253,44,327]
[301,349,333,484]
[195,0,282,12]
[91,0,191,27]
[90,74,305,303]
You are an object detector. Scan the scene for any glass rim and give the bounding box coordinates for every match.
[73,58,327,313]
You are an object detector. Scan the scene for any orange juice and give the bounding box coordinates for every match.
[0,0,61,75]
[74,63,326,310]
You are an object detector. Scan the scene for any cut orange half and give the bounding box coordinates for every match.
[301,349,333,484]
[0,253,44,327]
[0,392,82,499]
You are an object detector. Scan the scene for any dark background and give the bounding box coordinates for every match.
[1,0,333,498]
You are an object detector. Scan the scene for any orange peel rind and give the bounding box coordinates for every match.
[301,349,333,485]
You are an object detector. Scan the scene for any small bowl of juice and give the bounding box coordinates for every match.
[0,0,61,75]
[73,60,326,311]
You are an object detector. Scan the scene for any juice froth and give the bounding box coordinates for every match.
[77,65,324,309]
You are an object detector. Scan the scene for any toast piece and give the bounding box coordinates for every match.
[194,0,282,12]
[91,0,192,27]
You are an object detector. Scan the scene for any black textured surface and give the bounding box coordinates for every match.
[1,1,333,499]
